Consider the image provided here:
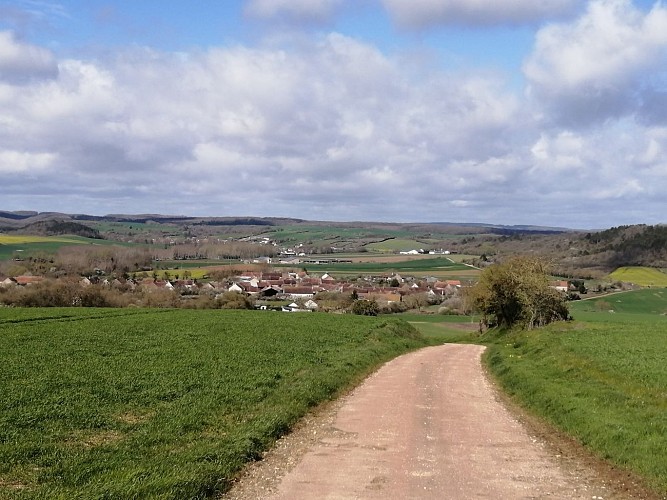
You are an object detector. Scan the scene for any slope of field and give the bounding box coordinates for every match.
[297,257,468,274]
[0,234,127,260]
[609,266,667,287]
[0,309,426,499]
[572,288,667,317]
[486,289,667,495]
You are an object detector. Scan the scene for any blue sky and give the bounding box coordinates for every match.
[1,0,666,228]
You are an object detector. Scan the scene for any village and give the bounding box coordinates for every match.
[0,266,468,313]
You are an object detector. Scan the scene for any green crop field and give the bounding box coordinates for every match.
[0,308,426,499]
[486,289,667,495]
[572,288,667,318]
[294,257,469,275]
[400,313,480,343]
[0,235,130,260]
[609,266,667,287]
[262,225,417,245]
[364,239,430,252]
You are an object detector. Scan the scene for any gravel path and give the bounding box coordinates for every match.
[223,344,655,499]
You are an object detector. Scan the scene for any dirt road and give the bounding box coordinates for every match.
[224,344,648,499]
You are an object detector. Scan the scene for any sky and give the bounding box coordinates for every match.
[0,0,666,229]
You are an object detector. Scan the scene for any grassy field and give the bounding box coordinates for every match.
[0,308,426,499]
[260,225,417,245]
[485,289,667,495]
[609,266,667,287]
[364,239,431,252]
[400,313,480,343]
[0,235,130,260]
[297,257,469,275]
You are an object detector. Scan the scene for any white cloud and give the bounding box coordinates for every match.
[380,0,580,28]
[0,30,58,83]
[245,0,343,23]
[524,0,667,126]
[0,149,57,173]
[530,131,585,171]
[0,25,666,227]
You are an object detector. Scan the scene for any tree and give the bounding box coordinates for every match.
[352,299,379,316]
[216,291,254,310]
[467,256,569,330]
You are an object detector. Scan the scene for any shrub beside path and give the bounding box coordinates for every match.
[223,344,653,499]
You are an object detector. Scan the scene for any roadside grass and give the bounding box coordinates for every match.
[0,309,426,499]
[608,266,667,287]
[484,289,667,495]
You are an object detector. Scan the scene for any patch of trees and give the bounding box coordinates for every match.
[584,225,667,268]
[467,256,569,330]
[153,242,278,261]
[55,246,153,276]
[195,218,274,226]
[0,280,257,310]
[0,280,118,307]
[490,228,563,237]
[17,220,102,239]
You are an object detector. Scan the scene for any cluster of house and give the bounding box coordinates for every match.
[233,272,463,301]
[1,271,464,306]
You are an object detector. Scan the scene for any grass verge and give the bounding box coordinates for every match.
[483,315,667,496]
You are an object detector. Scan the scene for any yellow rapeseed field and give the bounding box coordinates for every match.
[609,266,667,287]
[0,235,78,244]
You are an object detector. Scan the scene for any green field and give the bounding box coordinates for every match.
[0,308,426,499]
[0,235,131,260]
[609,266,667,287]
[364,239,431,252]
[401,313,480,343]
[261,225,416,245]
[295,257,469,275]
[153,255,475,281]
[486,289,667,495]
[572,288,667,319]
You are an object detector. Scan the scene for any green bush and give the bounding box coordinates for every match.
[352,299,379,316]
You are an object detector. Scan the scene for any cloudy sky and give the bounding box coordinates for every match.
[1,0,666,228]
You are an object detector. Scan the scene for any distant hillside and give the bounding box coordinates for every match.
[14,220,102,239]
[456,224,667,278]
[1,210,664,277]
[583,224,667,268]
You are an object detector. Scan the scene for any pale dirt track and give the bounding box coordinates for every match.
[223,344,655,500]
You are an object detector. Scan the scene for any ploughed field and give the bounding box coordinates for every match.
[0,308,427,499]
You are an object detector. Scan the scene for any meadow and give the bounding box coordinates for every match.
[0,308,427,499]
[485,289,667,495]
[608,266,667,287]
[298,257,469,274]
[400,312,480,343]
[0,235,130,260]
[153,254,478,281]
[260,225,419,245]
